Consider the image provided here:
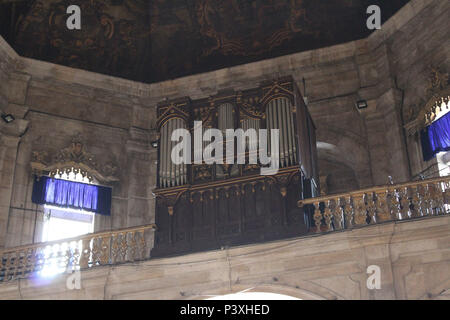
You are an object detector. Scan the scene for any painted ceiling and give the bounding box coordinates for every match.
[0,0,410,83]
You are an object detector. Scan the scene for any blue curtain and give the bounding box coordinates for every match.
[31,176,112,215]
[421,111,450,161]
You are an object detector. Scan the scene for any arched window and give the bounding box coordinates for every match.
[41,170,97,243]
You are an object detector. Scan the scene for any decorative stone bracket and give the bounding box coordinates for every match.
[31,133,119,183]
[404,67,449,136]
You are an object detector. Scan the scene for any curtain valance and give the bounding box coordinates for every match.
[32,176,111,215]
[420,111,450,161]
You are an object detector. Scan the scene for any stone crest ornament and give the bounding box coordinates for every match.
[31,133,119,183]
[404,66,449,135]
[426,67,449,98]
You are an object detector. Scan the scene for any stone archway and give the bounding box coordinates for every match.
[188,283,339,300]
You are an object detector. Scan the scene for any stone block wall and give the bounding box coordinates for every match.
[0,215,448,300]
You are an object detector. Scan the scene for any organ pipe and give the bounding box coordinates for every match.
[218,103,234,133]
[159,118,187,188]
[241,118,260,152]
[266,97,296,168]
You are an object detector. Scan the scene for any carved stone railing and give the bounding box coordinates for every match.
[298,176,450,233]
[0,224,155,283]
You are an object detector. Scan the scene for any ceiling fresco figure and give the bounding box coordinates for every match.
[1,0,409,83]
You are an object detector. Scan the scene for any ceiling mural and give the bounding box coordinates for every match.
[1,0,409,83]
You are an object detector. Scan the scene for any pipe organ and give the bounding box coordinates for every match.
[152,77,319,257]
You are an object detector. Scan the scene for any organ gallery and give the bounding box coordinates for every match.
[151,77,319,257]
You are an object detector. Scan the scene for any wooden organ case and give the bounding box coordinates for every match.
[151,77,319,257]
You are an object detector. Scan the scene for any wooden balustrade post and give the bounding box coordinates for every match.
[367,192,376,224]
[391,188,402,220]
[423,184,432,216]
[375,190,391,222]
[443,182,450,205]
[79,239,91,269]
[26,248,36,277]
[353,193,367,226]
[111,234,120,264]
[323,200,333,232]
[411,186,422,218]
[91,237,100,267]
[128,232,137,261]
[100,236,111,265]
[332,199,343,230]
[313,201,322,233]
[432,182,445,215]
[343,196,354,228]
[139,230,147,260]
[399,187,411,220]
[120,233,128,262]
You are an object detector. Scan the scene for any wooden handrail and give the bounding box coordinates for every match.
[297,175,450,234]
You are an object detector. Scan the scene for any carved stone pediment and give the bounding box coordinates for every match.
[404,67,449,135]
[31,133,119,183]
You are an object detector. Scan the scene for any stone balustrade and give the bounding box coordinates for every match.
[0,224,155,283]
[1,176,449,284]
[298,176,450,233]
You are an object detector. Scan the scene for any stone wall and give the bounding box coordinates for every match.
[0,39,158,247]
[0,215,448,300]
[0,0,448,248]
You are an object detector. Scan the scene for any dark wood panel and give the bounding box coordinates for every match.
[151,175,309,258]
